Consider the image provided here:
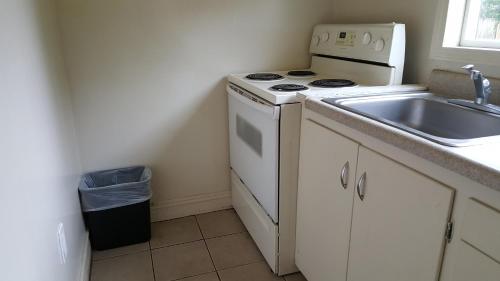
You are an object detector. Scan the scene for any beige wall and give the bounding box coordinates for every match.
[331,0,440,83]
[56,0,473,220]
[57,0,333,210]
[0,1,86,280]
[331,0,500,83]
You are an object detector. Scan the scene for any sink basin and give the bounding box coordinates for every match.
[323,93,500,146]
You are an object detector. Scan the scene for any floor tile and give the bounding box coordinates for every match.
[218,261,284,281]
[150,216,203,249]
[178,272,220,281]
[90,251,154,281]
[206,232,263,270]
[196,209,245,238]
[284,272,308,281]
[152,240,215,281]
[92,242,150,261]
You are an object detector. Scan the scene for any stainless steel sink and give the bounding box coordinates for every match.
[323,93,500,147]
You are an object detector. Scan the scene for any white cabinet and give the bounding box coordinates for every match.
[296,119,454,281]
[295,119,358,281]
[348,147,454,281]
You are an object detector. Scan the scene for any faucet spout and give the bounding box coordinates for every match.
[461,65,492,105]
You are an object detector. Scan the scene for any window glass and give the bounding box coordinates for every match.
[462,0,500,46]
[236,114,262,157]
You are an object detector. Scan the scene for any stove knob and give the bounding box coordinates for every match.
[313,35,321,46]
[374,39,385,51]
[321,32,330,42]
[362,32,372,45]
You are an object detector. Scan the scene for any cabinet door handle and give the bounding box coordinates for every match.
[340,161,349,189]
[357,172,367,201]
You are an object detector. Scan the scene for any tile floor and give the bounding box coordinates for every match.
[90,208,307,281]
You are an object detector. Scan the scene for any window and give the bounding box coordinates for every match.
[430,0,500,71]
[461,0,500,49]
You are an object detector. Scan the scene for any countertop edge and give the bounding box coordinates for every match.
[305,98,500,191]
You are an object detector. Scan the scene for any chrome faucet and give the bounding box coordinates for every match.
[461,64,492,105]
[448,65,499,114]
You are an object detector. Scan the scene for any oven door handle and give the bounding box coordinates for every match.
[227,86,280,120]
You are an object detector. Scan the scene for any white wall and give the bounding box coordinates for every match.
[57,0,334,217]
[0,1,86,281]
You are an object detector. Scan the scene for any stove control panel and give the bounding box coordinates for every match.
[309,23,405,67]
[335,31,356,47]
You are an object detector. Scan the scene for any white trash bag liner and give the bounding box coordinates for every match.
[79,166,152,212]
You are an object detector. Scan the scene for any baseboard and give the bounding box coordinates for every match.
[151,190,232,222]
[78,231,91,281]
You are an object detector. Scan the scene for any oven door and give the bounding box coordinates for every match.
[227,84,280,223]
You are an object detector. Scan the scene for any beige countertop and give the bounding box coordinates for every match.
[305,96,500,191]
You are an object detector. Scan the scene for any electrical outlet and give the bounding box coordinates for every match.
[57,223,68,264]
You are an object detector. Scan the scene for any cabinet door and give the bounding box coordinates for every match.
[295,120,359,281]
[347,147,454,281]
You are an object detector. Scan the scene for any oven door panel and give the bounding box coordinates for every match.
[228,85,280,223]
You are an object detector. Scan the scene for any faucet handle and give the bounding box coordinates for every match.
[462,64,475,72]
[462,64,480,80]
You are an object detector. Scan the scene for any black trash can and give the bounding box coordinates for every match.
[78,166,152,250]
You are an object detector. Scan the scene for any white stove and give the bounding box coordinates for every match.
[229,23,405,105]
[228,70,361,104]
[227,23,406,276]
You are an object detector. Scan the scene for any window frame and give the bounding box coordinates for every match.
[459,0,500,49]
[430,0,500,68]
